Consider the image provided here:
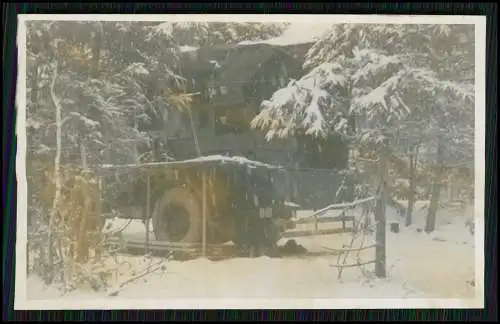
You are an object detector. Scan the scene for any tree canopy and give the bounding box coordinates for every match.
[252,24,474,146]
[25,20,287,166]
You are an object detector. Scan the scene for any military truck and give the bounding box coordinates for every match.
[99,43,353,255]
[99,155,297,256]
[146,43,351,210]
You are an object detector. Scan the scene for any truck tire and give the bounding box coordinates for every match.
[152,187,202,243]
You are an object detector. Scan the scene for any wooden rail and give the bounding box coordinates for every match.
[282,227,354,238]
[103,197,378,259]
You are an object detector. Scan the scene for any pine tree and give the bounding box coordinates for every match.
[251,24,474,231]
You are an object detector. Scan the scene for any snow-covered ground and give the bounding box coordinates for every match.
[23,201,479,308]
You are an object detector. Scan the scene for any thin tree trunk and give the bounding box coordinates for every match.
[47,61,62,283]
[188,108,201,156]
[76,125,88,169]
[80,141,88,169]
[87,24,101,167]
[28,68,39,228]
[90,23,102,79]
[292,161,299,202]
[158,108,169,161]
[176,61,201,157]
[133,113,139,163]
[30,67,39,107]
[104,139,111,164]
[375,141,388,278]
[347,113,357,173]
[425,139,444,233]
[405,143,419,227]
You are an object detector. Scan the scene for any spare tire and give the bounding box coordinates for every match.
[152,187,202,243]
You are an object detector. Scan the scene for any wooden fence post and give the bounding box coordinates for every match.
[145,174,151,254]
[375,141,388,278]
[202,171,207,257]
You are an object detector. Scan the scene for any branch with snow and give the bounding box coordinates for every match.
[106,256,169,297]
[251,80,329,139]
[251,69,350,140]
[254,24,474,150]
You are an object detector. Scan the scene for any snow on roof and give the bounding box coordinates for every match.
[100,155,282,171]
[238,23,333,47]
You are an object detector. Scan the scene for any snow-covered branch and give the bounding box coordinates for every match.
[251,79,335,139]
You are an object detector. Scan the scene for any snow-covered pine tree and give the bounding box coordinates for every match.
[25,20,188,284]
[26,21,187,167]
[400,24,475,232]
[251,23,474,230]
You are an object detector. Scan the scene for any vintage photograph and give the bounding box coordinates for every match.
[16,15,485,309]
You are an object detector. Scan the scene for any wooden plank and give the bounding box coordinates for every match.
[293,215,356,225]
[98,155,281,172]
[313,196,378,217]
[282,227,353,238]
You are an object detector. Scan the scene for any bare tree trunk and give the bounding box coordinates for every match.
[104,141,111,164]
[86,23,101,167]
[77,126,88,169]
[30,67,39,106]
[133,114,139,163]
[90,23,102,79]
[80,141,88,169]
[176,62,201,157]
[405,143,419,227]
[162,108,170,159]
[375,141,388,278]
[425,139,444,233]
[47,61,62,283]
[28,68,39,228]
[188,108,201,156]
[293,161,299,202]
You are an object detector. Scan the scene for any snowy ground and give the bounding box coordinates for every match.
[24,201,478,307]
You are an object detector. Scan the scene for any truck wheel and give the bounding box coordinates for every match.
[152,187,202,243]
